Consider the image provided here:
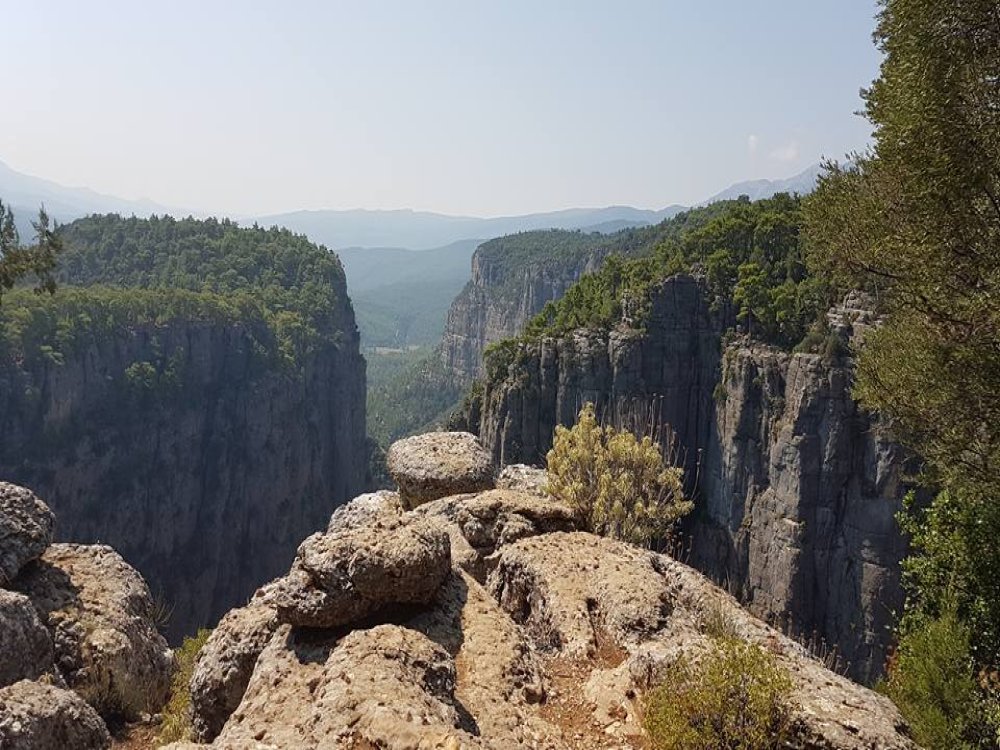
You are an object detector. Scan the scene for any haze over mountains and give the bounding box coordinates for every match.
[1,158,822,251]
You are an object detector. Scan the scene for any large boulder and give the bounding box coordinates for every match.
[271,514,451,628]
[217,624,486,749]
[387,431,494,508]
[0,482,54,586]
[0,679,110,749]
[0,591,55,688]
[14,543,174,718]
[189,590,279,742]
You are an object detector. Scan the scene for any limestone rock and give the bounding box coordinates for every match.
[496,464,548,496]
[0,482,54,586]
[489,532,916,750]
[15,543,174,718]
[387,432,494,508]
[272,515,451,628]
[0,679,110,749]
[217,624,486,749]
[489,532,671,655]
[0,590,55,688]
[327,489,404,534]
[407,570,565,747]
[190,591,279,742]
[415,489,576,580]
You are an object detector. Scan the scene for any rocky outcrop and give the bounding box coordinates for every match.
[218,624,485,749]
[189,591,279,742]
[489,532,914,750]
[0,314,367,640]
[271,514,452,628]
[414,489,577,580]
[387,431,495,507]
[181,468,914,749]
[0,482,172,743]
[466,277,910,682]
[0,679,110,750]
[440,237,610,380]
[0,591,54,687]
[0,483,54,587]
[15,543,174,717]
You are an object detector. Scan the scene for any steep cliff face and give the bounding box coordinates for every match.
[466,275,909,682]
[0,318,366,640]
[439,233,609,380]
[0,215,369,640]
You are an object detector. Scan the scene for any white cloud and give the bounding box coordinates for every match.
[747,134,759,155]
[769,141,800,163]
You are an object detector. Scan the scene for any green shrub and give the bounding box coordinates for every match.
[880,610,999,750]
[545,403,692,547]
[643,637,793,750]
[157,629,211,745]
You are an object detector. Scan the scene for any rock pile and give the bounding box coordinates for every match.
[174,434,917,750]
[0,481,174,749]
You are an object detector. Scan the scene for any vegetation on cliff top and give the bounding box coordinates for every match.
[0,213,355,371]
[803,0,1000,745]
[517,194,825,349]
[476,194,829,388]
[0,200,63,304]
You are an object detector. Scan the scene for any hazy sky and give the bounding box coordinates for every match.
[4,1,881,217]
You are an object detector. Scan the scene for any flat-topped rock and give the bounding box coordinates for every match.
[488,532,917,750]
[387,431,494,508]
[0,679,110,749]
[14,543,174,719]
[271,514,451,628]
[0,482,54,586]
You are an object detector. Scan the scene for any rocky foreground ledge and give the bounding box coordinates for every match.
[0,482,174,749]
[165,432,916,750]
[0,433,917,749]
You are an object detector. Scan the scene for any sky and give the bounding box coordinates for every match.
[2,1,882,217]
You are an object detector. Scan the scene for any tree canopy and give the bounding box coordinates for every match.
[804,1,1000,744]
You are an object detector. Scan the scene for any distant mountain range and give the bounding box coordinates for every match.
[248,205,688,251]
[0,158,823,251]
[699,163,823,205]
[0,160,182,240]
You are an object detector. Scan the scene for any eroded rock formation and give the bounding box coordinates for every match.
[178,434,915,749]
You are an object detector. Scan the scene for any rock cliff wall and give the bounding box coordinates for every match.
[0,318,367,640]
[463,275,910,682]
[439,241,607,381]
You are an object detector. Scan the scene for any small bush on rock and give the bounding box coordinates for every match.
[546,402,693,547]
[643,637,793,750]
[158,628,211,745]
